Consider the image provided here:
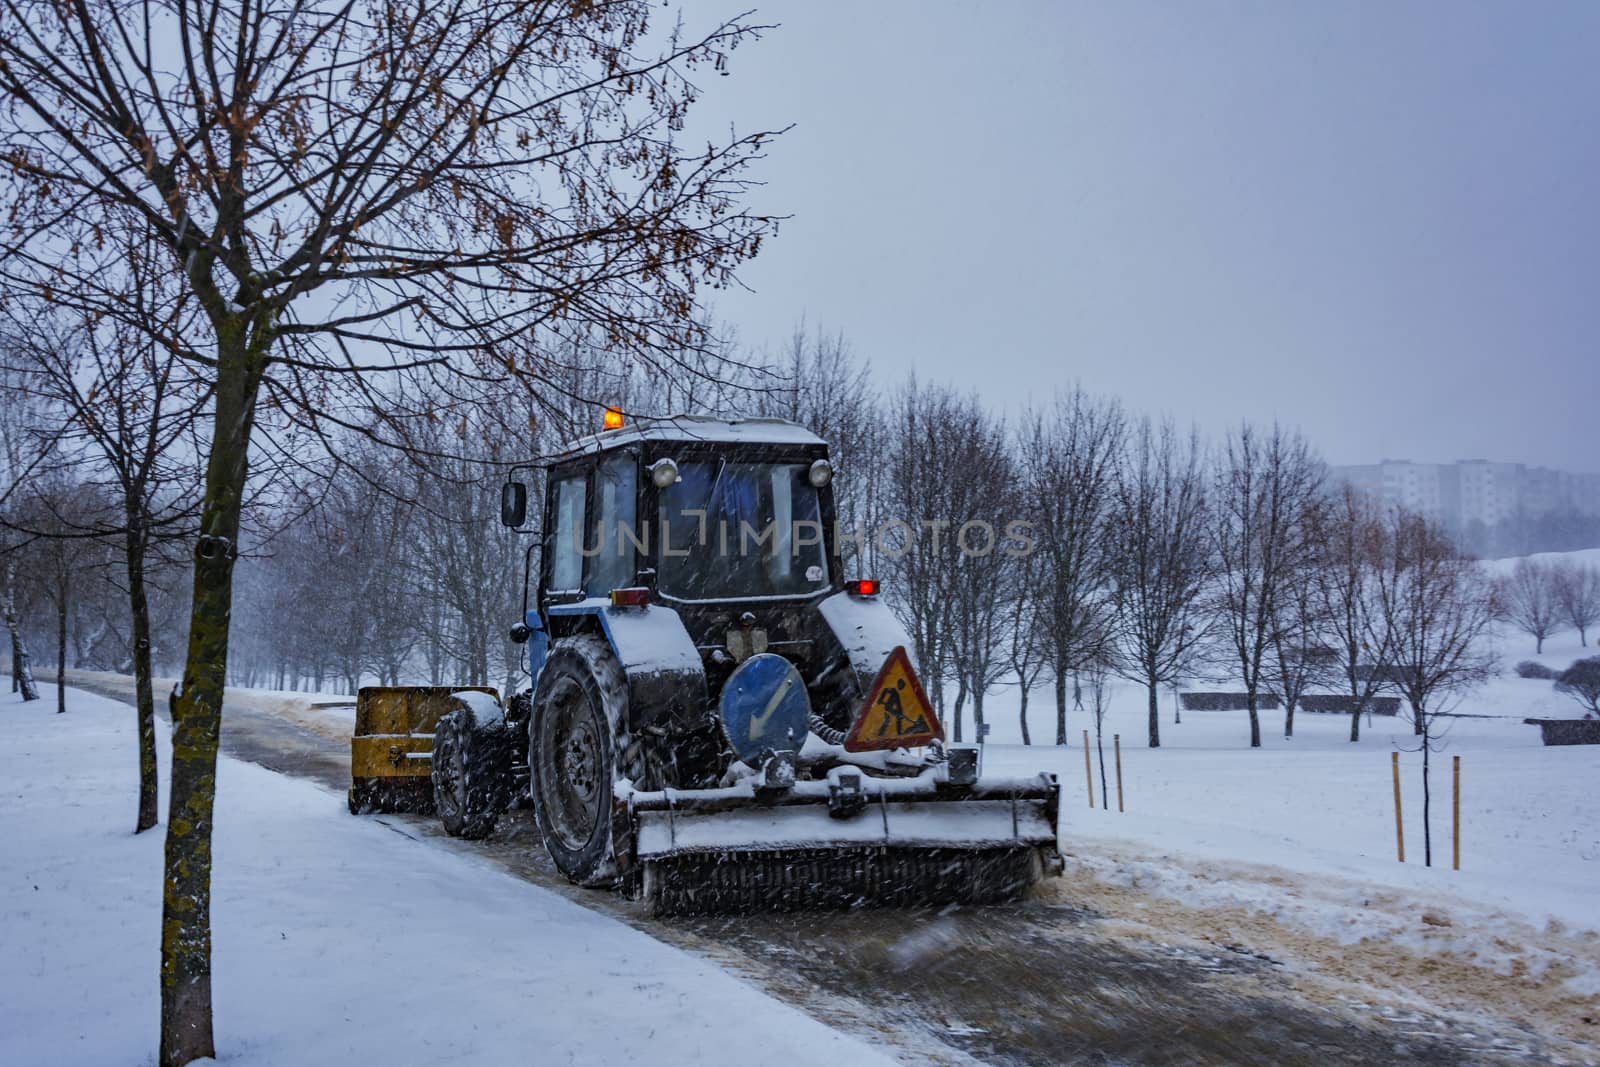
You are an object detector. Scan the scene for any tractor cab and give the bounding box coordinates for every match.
[532,414,839,633]
[505,414,881,794]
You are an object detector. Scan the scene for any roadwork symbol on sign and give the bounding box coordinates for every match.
[843,646,944,752]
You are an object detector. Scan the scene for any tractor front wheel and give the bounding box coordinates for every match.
[531,635,628,887]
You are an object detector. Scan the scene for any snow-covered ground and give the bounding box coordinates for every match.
[11,548,1597,1062]
[981,652,1597,930]
[0,685,896,1067]
[973,547,1600,933]
[971,577,1600,1013]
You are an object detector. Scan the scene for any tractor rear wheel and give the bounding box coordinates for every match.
[432,698,510,840]
[531,635,628,887]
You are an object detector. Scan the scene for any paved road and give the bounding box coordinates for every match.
[70,673,1569,1066]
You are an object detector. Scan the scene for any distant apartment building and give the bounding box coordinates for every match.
[1335,460,1451,525]
[1328,459,1600,556]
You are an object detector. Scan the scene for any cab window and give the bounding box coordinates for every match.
[586,453,638,596]
[547,474,586,594]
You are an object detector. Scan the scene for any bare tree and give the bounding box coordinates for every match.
[1108,419,1210,748]
[1083,651,1116,809]
[1375,512,1497,866]
[0,361,43,701]
[1266,497,1330,739]
[3,274,208,831]
[361,496,422,688]
[1018,389,1124,745]
[410,410,526,688]
[1551,561,1600,648]
[881,379,951,720]
[0,2,781,1060]
[1315,485,1396,742]
[1497,559,1563,654]
[11,477,116,714]
[1210,423,1323,748]
[2,555,40,700]
[1004,550,1050,745]
[1554,656,1600,716]
[942,407,1016,744]
[41,508,75,715]
[880,380,1010,738]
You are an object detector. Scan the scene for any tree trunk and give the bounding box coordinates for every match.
[1535,635,1543,655]
[1018,687,1031,745]
[1421,726,1433,868]
[55,567,68,714]
[1284,698,1295,739]
[951,677,968,743]
[127,526,159,834]
[4,560,40,702]
[160,316,266,1067]
[1054,671,1067,745]
[1411,698,1424,736]
[1349,701,1361,743]
[1096,724,1108,808]
[973,687,985,745]
[1146,680,1161,748]
[1246,688,1261,748]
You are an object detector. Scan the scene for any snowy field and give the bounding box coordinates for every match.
[967,595,1600,1016]
[0,686,895,1067]
[977,621,1598,932]
[966,548,1600,937]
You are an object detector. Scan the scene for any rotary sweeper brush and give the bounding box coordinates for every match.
[348,412,1063,914]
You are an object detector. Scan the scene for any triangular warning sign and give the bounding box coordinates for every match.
[843,646,944,752]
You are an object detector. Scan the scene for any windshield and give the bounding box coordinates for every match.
[658,461,829,600]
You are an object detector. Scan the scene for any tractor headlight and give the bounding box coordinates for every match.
[649,458,679,489]
[808,459,833,487]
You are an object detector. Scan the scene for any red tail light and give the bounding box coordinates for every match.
[610,587,650,608]
[847,579,879,597]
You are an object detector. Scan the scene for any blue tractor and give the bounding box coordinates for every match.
[351,413,1063,913]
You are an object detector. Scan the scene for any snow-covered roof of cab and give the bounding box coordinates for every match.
[555,414,826,458]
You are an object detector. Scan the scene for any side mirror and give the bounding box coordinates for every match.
[500,481,528,528]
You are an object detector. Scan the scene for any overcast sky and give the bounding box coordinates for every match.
[690,1,1599,470]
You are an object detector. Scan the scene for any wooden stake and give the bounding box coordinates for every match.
[1391,750,1405,863]
[1114,733,1124,813]
[1452,755,1461,871]
[1082,729,1094,808]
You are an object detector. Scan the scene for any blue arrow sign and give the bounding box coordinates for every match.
[719,653,811,765]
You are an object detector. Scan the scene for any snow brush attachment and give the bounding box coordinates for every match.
[628,769,1064,915]
[642,846,1050,916]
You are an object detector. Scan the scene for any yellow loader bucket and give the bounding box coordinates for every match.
[347,685,498,814]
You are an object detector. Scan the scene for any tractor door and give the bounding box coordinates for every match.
[585,451,639,598]
[542,465,589,609]
[539,450,644,617]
